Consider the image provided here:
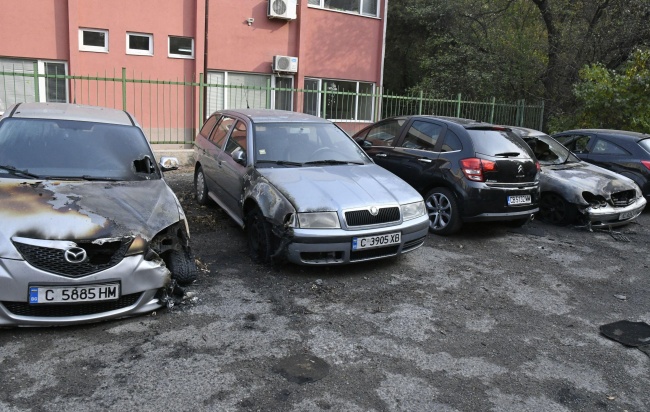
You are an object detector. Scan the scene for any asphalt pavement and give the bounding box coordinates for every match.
[1,168,649,412]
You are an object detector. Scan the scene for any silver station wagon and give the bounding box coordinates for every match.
[193,109,429,265]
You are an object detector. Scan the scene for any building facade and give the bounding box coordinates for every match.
[0,0,387,140]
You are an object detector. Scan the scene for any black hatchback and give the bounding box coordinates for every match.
[552,129,650,199]
[353,116,540,235]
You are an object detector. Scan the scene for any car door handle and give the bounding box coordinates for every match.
[375,153,388,157]
[417,158,432,163]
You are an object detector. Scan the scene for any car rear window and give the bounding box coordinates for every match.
[467,129,534,158]
[638,138,650,155]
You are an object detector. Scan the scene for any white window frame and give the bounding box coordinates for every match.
[168,36,194,59]
[271,75,295,111]
[79,28,109,53]
[304,77,375,122]
[307,0,380,18]
[207,71,295,112]
[126,32,153,56]
[37,60,69,103]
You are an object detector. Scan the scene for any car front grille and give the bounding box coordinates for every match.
[611,190,637,207]
[350,245,400,262]
[2,293,142,317]
[12,239,131,278]
[345,207,400,227]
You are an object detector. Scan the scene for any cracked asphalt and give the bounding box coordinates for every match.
[1,168,649,412]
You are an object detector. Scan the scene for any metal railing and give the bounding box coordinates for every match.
[0,66,544,144]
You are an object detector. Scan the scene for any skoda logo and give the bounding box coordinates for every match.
[64,247,87,264]
[369,206,379,216]
[517,165,524,174]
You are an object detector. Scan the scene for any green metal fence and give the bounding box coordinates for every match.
[0,67,544,144]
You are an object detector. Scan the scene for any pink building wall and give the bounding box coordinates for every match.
[0,0,70,60]
[0,0,386,138]
[206,0,385,86]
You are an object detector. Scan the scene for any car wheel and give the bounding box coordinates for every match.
[167,249,198,286]
[246,208,274,264]
[539,193,577,225]
[424,187,462,235]
[194,167,209,205]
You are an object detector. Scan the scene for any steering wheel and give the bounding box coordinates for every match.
[309,147,339,161]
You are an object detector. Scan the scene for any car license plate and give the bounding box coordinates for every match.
[352,232,401,250]
[619,209,641,220]
[508,195,531,205]
[29,283,120,305]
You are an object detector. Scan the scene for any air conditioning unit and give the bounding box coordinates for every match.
[273,55,298,73]
[268,0,297,20]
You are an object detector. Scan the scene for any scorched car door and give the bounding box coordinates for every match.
[215,120,248,223]
[203,116,235,198]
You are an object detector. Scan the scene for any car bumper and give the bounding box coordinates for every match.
[285,215,430,265]
[0,255,169,326]
[459,181,540,221]
[582,197,647,227]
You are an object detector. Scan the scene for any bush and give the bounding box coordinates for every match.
[550,48,650,133]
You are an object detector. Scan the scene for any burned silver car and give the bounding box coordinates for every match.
[509,126,646,227]
[0,103,197,326]
[194,109,429,265]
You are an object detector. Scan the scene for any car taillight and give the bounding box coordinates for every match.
[535,161,541,172]
[460,158,497,182]
[641,160,650,170]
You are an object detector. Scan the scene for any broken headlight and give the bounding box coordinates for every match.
[296,212,341,229]
[582,192,608,208]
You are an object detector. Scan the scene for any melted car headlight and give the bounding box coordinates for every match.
[297,212,341,229]
[401,201,426,221]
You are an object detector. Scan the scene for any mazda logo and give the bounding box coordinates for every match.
[64,247,87,264]
[369,206,379,216]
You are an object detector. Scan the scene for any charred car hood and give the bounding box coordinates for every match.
[541,161,640,201]
[0,178,182,258]
[257,165,422,211]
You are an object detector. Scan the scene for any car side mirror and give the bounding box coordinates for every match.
[361,140,372,148]
[159,156,180,171]
[233,150,246,165]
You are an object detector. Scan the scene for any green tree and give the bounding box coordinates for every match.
[383,0,650,128]
[551,48,650,133]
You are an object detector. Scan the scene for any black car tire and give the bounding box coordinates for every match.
[195,166,210,205]
[539,193,577,225]
[424,187,462,235]
[167,249,198,286]
[246,208,274,264]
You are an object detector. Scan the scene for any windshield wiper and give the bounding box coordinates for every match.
[256,160,304,167]
[303,160,364,165]
[80,175,121,181]
[0,164,41,179]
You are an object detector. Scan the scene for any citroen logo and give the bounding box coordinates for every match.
[64,247,87,264]
[369,206,379,216]
[517,165,524,174]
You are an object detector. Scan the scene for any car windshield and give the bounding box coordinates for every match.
[523,133,579,165]
[253,122,370,166]
[0,118,160,180]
